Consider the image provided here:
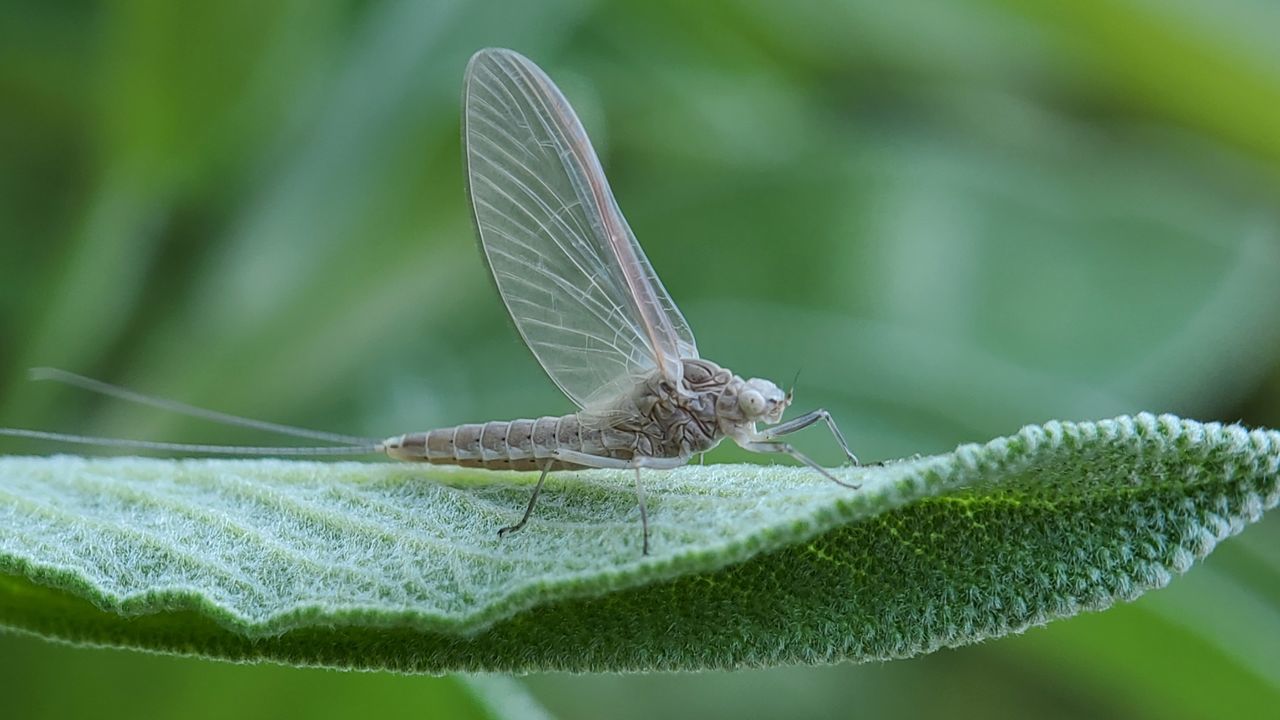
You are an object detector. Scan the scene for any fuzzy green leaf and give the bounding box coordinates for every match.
[0,413,1275,672]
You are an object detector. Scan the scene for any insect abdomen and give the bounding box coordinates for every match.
[385,415,586,470]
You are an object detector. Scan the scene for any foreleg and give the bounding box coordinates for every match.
[758,408,859,466]
[738,440,860,490]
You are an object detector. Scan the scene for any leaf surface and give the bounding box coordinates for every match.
[0,413,1275,672]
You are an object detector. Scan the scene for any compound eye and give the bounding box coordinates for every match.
[740,389,765,417]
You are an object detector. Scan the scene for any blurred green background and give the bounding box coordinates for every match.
[2,0,1278,717]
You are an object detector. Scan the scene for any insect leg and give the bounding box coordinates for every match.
[634,468,649,555]
[618,457,684,556]
[759,409,859,466]
[738,440,861,490]
[497,459,553,539]
[550,448,687,470]
[549,449,686,555]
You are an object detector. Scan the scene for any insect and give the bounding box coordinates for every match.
[1,48,860,555]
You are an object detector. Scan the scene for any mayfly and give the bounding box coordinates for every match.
[1,48,860,554]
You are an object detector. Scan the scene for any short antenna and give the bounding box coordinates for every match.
[787,369,802,402]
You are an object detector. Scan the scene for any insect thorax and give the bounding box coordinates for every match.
[594,358,738,459]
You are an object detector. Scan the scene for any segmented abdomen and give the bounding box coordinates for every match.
[388,414,633,470]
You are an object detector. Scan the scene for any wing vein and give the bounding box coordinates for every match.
[463,48,698,409]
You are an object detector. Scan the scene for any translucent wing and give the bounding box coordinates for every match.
[463,48,697,410]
